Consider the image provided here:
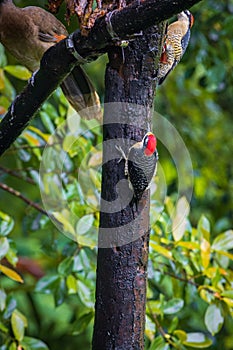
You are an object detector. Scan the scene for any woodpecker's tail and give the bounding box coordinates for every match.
[61,66,102,120]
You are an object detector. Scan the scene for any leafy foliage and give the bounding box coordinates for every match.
[0,0,232,349]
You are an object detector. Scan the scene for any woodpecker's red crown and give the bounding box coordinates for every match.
[143,132,157,156]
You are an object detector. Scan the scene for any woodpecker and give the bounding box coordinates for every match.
[0,0,101,120]
[117,132,158,210]
[157,10,194,85]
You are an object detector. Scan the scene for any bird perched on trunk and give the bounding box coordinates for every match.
[0,0,101,120]
[157,10,194,85]
[116,132,158,211]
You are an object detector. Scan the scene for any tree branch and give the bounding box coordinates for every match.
[0,0,201,157]
[0,182,48,216]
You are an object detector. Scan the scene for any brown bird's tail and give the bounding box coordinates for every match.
[61,65,102,120]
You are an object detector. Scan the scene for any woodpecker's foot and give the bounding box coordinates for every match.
[115,145,129,176]
[115,145,127,162]
[29,69,38,87]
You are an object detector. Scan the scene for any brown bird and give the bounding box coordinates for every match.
[0,0,102,120]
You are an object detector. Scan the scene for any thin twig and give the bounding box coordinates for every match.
[147,304,176,347]
[0,182,48,216]
[0,165,36,185]
[9,142,60,152]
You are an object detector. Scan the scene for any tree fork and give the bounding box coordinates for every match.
[92,22,165,349]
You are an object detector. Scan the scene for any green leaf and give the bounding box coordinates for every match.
[0,211,14,236]
[1,72,16,100]
[58,257,74,276]
[21,336,49,350]
[35,275,60,294]
[221,290,233,299]
[52,211,76,237]
[0,237,9,259]
[71,311,94,335]
[54,277,67,307]
[0,44,7,67]
[9,343,17,350]
[76,214,94,235]
[149,336,169,350]
[77,279,94,308]
[212,230,233,251]
[4,65,31,80]
[3,297,17,319]
[0,289,6,311]
[40,111,55,134]
[11,310,27,342]
[204,304,224,335]
[197,215,210,236]
[183,332,212,348]
[163,298,184,315]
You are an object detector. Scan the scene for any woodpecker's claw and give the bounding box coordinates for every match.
[115,145,127,161]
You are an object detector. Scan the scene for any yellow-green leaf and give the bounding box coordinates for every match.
[201,238,211,269]
[4,65,31,80]
[150,242,173,260]
[0,68,5,89]
[173,330,187,342]
[222,297,233,307]
[0,264,23,283]
[28,126,50,142]
[176,241,200,250]
[221,290,233,299]
[11,310,27,341]
[52,210,76,236]
[66,275,78,294]
[215,250,233,260]
[183,332,212,348]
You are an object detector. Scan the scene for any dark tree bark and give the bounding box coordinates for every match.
[0,0,201,157]
[92,22,165,349]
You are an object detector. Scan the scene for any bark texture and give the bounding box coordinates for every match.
[92,23,165,350]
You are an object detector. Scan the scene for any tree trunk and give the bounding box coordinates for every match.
[92,23,165,350]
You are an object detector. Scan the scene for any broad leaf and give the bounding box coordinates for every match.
[183,332,212,348]
[21,336,49,350]
[163,299,184,315]
[204,304,224,335]
[212,230,233,251]
[0,265,23,283]
[4,65,31,80]
[11,310,27,342]
[0,237,9,259]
